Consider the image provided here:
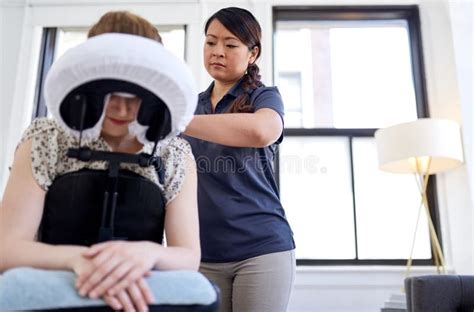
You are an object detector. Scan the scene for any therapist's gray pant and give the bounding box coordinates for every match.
[200,250,295,312]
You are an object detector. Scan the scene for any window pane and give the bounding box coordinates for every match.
[275,20,418,129]
[352,138,431,259]
[159,27,186,60]
[279,137,356,259]
[55,29,88,59]
[55,26,185,60]
[278,72,303,127]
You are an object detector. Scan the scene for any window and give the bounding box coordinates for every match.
[33,25,186,118]
[274,6,438,264]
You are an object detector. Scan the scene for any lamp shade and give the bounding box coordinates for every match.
[374,118,464,174]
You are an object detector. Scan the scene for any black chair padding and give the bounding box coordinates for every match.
[40,169,166,246]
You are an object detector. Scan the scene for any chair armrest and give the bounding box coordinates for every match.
[0,267,218,311]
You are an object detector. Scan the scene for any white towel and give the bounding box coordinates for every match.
[0,267,217,310]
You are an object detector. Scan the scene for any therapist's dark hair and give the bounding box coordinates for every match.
[88,11,162,43]
[204,7,262,113]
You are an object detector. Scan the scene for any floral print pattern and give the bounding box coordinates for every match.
[18,118,192,205]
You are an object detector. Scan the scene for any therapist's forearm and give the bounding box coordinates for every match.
[184,114,268,147]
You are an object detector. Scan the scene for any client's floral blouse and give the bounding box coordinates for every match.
[18,118,193,205]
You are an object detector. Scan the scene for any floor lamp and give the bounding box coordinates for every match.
[375,118,464,277]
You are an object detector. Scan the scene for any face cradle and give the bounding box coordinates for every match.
[204,19,258,84]
[101,93,141,138]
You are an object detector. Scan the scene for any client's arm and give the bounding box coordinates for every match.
[0,139,154,312]
[75,153,200,298]
[0,139,89,272]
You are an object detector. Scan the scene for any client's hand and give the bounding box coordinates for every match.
[103,277,155,312]
[75,241,157,299]
[70,251,95,280]
[71,252,153,311]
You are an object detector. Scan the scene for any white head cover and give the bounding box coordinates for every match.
[44,33,197,144]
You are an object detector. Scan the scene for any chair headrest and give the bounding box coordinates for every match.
[44,33,197,144]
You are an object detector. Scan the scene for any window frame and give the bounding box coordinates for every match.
[33,27,57,118]
[272,5,441,266]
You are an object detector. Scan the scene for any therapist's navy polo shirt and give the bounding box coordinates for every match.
[184,79,295,263]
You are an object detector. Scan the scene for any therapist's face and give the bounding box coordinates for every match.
[204,19,258,84]
[101,94,141,138]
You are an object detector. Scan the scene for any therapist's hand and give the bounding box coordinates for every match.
[75,241,157,299]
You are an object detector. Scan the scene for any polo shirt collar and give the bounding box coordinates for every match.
[198,76,250,114]
[201,81,214,101]
[227,75,247,98]
[200,76,247,102]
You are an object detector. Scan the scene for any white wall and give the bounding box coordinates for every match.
[448,0,474,273]
[414,0,473,276]
[0,2,26,181]
[0,0,472,311]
